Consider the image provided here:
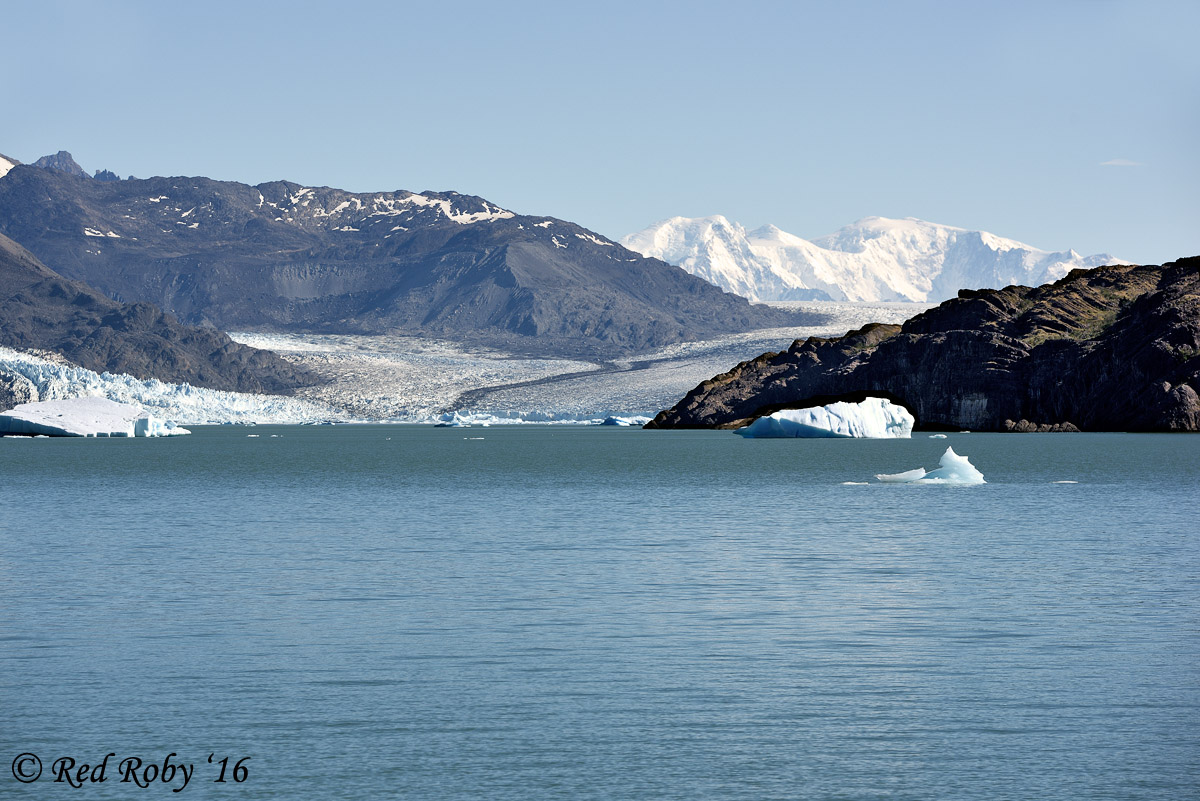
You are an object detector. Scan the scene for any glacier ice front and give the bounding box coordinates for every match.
[0,397,190,437]
[736,397,914,439]
[876,446,985,485]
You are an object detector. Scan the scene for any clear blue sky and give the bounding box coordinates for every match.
[2,0,1196,263]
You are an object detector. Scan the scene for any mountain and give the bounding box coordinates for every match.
[0,164,805,358]
[0,232,314,397]
[31,150,89,178]
[646,258,1200,432]
[622,215,1125,303]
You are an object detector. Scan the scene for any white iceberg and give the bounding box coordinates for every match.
[876,446,985,485]
[736,397,914,439]
[0,397,190,438]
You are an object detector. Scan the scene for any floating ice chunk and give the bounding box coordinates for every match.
[929,433,947,439]
[600,415,650,427]
[876,446,985,485]
[841,481,869,485]
[1052,480,1078,484]
[0,397,190,438]
[736,397,914,439]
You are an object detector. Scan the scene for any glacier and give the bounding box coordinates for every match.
[1,299,923,426]
[622,215,1125,303]
[0,397,189,437]
[736,398,914,439]
[0,347,345,425]
[875,446,986,485]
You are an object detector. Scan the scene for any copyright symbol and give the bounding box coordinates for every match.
[11,753,42,783]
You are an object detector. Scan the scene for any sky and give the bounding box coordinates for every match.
[2,0,1197,263]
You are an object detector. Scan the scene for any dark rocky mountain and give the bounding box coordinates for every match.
[0,232,314,396]
[31,150,89,178]
[93,169,120,182]
[0,164,808,358]
[647,258,1200,432]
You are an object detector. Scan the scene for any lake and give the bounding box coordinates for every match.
[1,427,1197,799]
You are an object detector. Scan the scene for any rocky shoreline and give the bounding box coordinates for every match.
[646,258,1200,432]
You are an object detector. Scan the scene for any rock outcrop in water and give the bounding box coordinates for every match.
[646,258,1200,432]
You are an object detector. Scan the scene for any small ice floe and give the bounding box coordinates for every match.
[246,434,260,438]
[736,397,913,439]
[1052,480,1078,484]
[0,397,189,437]
[841,481,869,485]
[929,434,948,439]
[596,415,651,427]
[876,446,986,485]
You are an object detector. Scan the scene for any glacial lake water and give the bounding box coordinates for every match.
[1,427,1197,800]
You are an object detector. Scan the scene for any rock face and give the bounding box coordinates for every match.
[0,232,314,395]
[646,259,1200,432]
[31,150,89,178]
[0,165,805,358]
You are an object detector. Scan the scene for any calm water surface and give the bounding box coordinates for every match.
[1,428,1197,799]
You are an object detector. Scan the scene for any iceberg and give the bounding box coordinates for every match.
[876,446,985,485]
[0,397,190,437]
[736,397,913,439]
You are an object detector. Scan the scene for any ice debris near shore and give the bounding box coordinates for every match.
[0,347,343,425]
[876,446,985,485]
[0,397,190,437]
[736,397,914,438]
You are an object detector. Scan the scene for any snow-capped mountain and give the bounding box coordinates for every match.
[622,215,1126,303]
[0,156,802,358]
[0,152,19,179]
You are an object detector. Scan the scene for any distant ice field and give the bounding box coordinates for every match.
[232,301,930,421]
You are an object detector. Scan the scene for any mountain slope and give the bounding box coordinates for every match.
[0,162,804,358]
[0,232,313,395]
[646,258,1200,432]
[623,215,1124,303]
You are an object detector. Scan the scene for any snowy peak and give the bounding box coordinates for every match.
[622,215,1126,303]
[0,152,19,179]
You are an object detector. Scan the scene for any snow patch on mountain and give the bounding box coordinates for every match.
[0,153,18,179]
[622,215,1126,302]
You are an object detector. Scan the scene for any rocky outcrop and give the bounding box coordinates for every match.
[31,150,89,178]
[0,233,315,395]
[646,259,1200,432]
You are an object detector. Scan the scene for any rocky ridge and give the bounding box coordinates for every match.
[646,258,1200,432]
